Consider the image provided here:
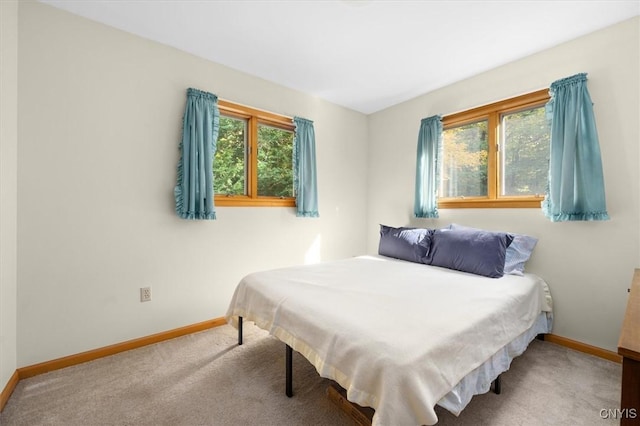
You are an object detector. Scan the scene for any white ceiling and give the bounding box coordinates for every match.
[40,0,640,114]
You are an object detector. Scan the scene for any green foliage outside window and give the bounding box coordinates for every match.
[214,116,294,198]
[214,117,246,195]
[441,121,489,197]
[501,107,549,196]
[441,105,548,199]
[257,125,294,197]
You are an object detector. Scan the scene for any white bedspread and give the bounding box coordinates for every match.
[225,255,552,426]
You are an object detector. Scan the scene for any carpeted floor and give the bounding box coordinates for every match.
[0,323,622,426]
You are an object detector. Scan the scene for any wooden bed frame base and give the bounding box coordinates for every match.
[327,382,374,426]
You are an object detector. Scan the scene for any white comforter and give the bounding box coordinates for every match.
[225,255,553,426]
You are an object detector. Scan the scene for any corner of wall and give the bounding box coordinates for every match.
[0,0,19,397]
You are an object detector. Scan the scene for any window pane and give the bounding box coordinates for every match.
[441,121,488,197]
[500,107,549,196]
[214,116,247,195]
[257,124,294,198]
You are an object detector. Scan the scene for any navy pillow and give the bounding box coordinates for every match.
[424,228,514,278]
[378,225,433,264]
[449,223,537,276]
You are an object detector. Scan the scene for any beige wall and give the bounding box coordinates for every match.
[16,1,368,366]
[367,17,640,351]
[1,0,19,392]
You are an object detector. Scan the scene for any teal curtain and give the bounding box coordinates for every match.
[293,117,319,217]
[174,88,220,220]
[414,115,442,218]
[542,73,609,222]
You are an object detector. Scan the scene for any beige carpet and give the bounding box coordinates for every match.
[1,323,621,426]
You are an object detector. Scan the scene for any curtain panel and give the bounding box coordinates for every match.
[543,73,609,222]
[293,117,319,218]
[414,115,443,218]
[174,88,220,220]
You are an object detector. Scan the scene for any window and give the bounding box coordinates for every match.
[439,89,550,208]
[214,100,295,207]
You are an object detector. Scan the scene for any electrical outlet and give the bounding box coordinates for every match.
[140,286,152,302]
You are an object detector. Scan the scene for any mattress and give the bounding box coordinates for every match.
[226,255,553,425]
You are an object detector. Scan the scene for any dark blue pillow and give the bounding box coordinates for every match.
[378,225,433,264]
[449,223,537,276]
[424,228,514,278]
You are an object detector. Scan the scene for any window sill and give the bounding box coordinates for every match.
[438,197,544,209]
[214,196,296,207]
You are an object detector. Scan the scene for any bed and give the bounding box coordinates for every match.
[225,226,553,425]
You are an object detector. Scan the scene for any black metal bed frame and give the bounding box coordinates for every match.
[236,315,501,401]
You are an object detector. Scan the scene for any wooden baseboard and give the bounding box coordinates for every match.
[545,334,622,363]
[19,317,227,379]
[0,370,19,414]
[0,317,227,412]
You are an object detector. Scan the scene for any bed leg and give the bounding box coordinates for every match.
[286,344,293,397]
[238,316,243,345]
[493,374,501,395]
